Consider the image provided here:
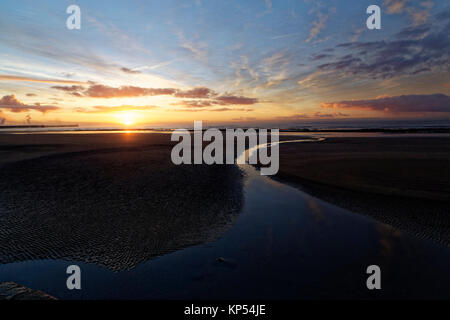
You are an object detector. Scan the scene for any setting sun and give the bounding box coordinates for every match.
[115,111,136,126]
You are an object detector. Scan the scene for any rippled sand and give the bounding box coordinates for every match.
[274,136,450,245]
[0,134,243,271]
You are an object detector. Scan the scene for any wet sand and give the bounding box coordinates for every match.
[274,135,450,245]
[0,133,243,271]
[0,132,449,299]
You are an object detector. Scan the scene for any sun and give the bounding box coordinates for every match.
[115,111,136,126]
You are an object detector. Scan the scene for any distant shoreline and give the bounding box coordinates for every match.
[0,124,78,129]
[1,125,450,134]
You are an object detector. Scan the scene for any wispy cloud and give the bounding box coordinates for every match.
[311,15,449,80]
[384,0,410,14]
[384,0,435,25]
[52,84,176,98]
[0,75,86,85]
[306,5,335,43]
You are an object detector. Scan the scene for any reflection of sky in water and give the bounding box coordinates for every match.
[0,141,449,299]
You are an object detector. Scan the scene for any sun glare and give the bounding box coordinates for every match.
[116,111,136,126]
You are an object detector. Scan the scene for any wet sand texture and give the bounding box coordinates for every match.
[0,282,57,300]
[0,134,243,271]
[275,136,450,245]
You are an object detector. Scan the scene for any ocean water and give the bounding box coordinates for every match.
[1,118,450,134]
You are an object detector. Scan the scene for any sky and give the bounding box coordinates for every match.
[0,0,449,127]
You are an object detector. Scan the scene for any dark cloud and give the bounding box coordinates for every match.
[320,94,450,113]
[0,95,59,113]
[50,84,258,106]
[215,95,258,105]
[315,16,449,79]
[276,112,348,120]
[84,85,176,98]
[314,112,349,118]
[51,85,85,93]
[170,107,253,112]
[395,24,430,40]
[174,87,215,99]
[26,93,37,97]
[209,107,254,112]
[310,53,332,61]
[120,67,141,74]
[436,9,450,20]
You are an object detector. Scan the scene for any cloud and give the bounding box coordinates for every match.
[120,67,141,74]
[209,107,254,112]
[131,60,175,72]
[52,84,176,98]
[306,12,328,43]
[311,53,332,61]
[51,84,258,105]
[315,17,449,79]
[276,112,348,120]
[407,7,431,25]
[174,87,215,99]
[384,0,409,14]
[306,6,335,43]
[170,106,254,112]
[85,85,177,98]
[0,74,86,85]
[26,93,37,97]
[75,105,159,113]
[171,100,216,108]
[51,85,85,92]
[320,94,450,113]
[0,95,60,113]
[384,0,434,25]
[177,31,208,63]
[314,111,349,118]
[395,24,430,39]
[215,95,258,105]
[172,94,259,109]
[445,83,450,89]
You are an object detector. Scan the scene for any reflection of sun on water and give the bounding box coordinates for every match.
[115,111,136,126]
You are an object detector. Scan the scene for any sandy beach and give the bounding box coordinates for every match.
[274,135,450,245]
[0,131,449,300]
[0,133,243,271]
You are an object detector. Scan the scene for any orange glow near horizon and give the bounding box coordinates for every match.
[115,111,137,126]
